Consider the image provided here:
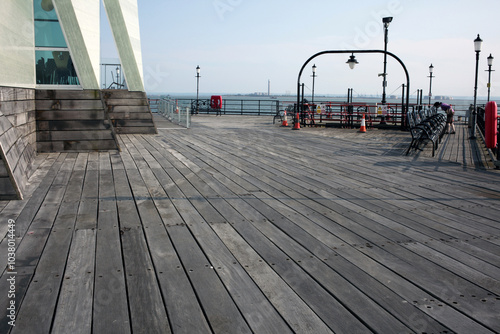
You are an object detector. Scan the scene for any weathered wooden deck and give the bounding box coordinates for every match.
[1,114,499,333]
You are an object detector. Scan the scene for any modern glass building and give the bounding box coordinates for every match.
[1,0,145,91]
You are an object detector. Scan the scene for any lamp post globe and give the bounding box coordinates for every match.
[346,54,358,70]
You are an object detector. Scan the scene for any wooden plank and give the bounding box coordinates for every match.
[9,154,81,334]
[51,229,96,334]
[102,90,146,100]
[109,112,155,120]
[0,100,35,118]
[114,127,156,134]
[36,109,106,121]
[110,120,155,127]
[105,98,148,106]
[0,178,16,199]
[0,268,35,333]
[35,89,100,100]
[37,120,111,131]
[11,202,79,334]
[37,130,114,142]
[108,105,151,113]
[134,199,211,333]
[110,162,171,333]
[120,227,171,334]
[0,87,34,101]
[37,140,118,152]
[12,153,67,238]
[93,159,131,334]
[74,168,98,230]
[36,99,103,111]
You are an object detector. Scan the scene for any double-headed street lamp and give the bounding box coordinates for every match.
[428,64,434,106]
[471,34,482,139]
[196,65,201,114]
[311,64,317,104]
[486,54,494,102]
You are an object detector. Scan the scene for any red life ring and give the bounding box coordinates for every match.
[485,101,498,149]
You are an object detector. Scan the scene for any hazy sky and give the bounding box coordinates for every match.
[101,0,500,98]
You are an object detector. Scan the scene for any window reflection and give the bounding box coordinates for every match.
[36,51,80,85]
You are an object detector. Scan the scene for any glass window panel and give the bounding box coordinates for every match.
[36,50,80,85]
[34,0,58,20]
[34,0,67,48]
[34,20,67,48]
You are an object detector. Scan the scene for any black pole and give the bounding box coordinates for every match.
[428,71,434,106]
[486,56,494,102]
[301,83,305,126]
[311,64,316,104]
[471,50,480,139]
[487,66,492,102]
[402,84,406,126]
[382,26,389,104]
[196,65,200,114]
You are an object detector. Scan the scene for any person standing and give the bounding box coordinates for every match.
[434,102,455,134]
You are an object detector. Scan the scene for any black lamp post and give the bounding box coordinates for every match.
[381,16,393,104]
[486,54,494,102]
[428,64,434,106]
[471,34,482,139]
[196,65,200,114]
[311,64,317,104]
[116,67,120,88]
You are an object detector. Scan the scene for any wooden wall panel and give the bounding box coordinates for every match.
[0,87,37,200]
[35,89,120,153]
[102,89,156,134]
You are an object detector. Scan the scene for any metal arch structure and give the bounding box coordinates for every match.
[296,49,410,129]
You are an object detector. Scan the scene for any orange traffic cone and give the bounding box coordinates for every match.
[359,114,366,133]
[292,113,300,130]
[281,111,289,127]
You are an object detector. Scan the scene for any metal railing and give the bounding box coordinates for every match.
[157,99,191,128]
[148,98,160,113]
[175,98,280,116]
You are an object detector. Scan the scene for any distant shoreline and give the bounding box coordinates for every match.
[148,92,496,102]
